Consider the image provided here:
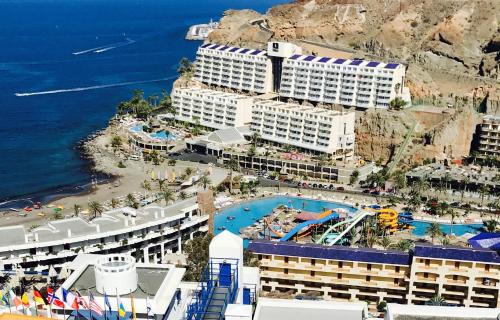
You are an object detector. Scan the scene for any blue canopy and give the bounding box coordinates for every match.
[468,233,500,250]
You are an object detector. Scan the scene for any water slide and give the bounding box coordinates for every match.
[377,208,398,233]
[263,218,285,238]
[279,211,338,242]
[316,210,376,246]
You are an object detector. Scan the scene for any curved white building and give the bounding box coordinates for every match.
[0,197,207,271]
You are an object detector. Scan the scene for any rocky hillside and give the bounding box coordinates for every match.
[206,0,498,165]
[209,0,499,100]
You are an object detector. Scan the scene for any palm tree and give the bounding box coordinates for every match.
[162,188,175,205]
[199,174,212,190]
[73,204,81,217]
[157,178,166,192]
[250,132,260,148]
[483,220,498,232]
[378,237,392,250]
[110,198,120,209]
[447,208,462,235]
[141,180,152,195]
[225,158,240,195]
[427,295,446,306]
[460,177,470,202]
[392,170,407,194]
[479,185,490,207]
[179,191,187,200]
[88,201,103,219]
[184,167,194,178]
[126,193,137,208]
[395,239,413,252]
[426,222,443,244]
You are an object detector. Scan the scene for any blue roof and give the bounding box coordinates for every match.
[303,55,316,61]
[333,58,346,64]
[349,60,363,66]
[229,47,239,52]
[200,43,211,48]
[290,54,302,60]
[366,61,380,68]
[468,233,500,250]
[251,50,262,55]
[240,48,250,54]
[414,243,500,263]
[248,240,410,265]
[218,46,229,51]
[385,63,399,69]
[318,57,331,63]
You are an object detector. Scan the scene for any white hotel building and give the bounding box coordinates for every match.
[193,41,410,109]
[251,100,355,157]
[0,198,206,271]
[194,43,273,94]
[172,87,253,130]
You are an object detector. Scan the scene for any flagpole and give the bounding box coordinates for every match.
[87,289,93,320]
[33,287,38,317]
[115,288,119,320]
[47,287,53,319]
[7,287,12,314]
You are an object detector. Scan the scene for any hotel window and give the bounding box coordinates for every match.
[285,256,289,263]
[485,264,490,272]
[394,278,398,285]
[424,272,428,278]
[453,275,458,281]
[284,268,289,275]
[395,266,400,273]
[455,261,460,269]
[366,276,371,282]
[425,259,430,266]
[311,271,315,277]
[337,273,342,279]
[367,264,372,271]
[311,259,316,266]
[339,261,343,268]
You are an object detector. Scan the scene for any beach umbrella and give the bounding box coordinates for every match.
[48,265,57,278]
[58,265,70,280]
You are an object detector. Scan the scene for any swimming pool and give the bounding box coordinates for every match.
[214,196,358,246]
[409,220,483,236]
[129,124,176,140]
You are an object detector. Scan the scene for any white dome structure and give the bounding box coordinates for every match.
[94,254,138,295]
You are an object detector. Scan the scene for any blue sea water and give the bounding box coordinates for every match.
[0,0,285,206]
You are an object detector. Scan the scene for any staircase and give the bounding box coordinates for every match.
[186,258,239,320]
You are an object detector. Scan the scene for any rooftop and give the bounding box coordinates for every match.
[254,99,349,118]
[0,197,198,249]
[254,298,367,320]
[248,240,411,266]
[414,243,500,264]
[199,43,267,57]
[468,233,500,250]
[287,53,402,70]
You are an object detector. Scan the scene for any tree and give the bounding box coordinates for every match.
[447,208,462,235]
[479,185,490,207]
[184,167,194,178]
[179,191,187,200]
[225,158,240,194]
[110,198,120,209]
[141,180,152,195]
[183,234,214,281]
[483,220,498,232]
[110,136,122,153]
[88,201,103,219]
[388,97,407,110]
[250,132,260,148]
[426,222,443,244]
[395,239,413,252]
[162,188,176,205]
[427,295,447,306]
[349,170,360,185]
[318,154,329,167]
[392,170,407,193]
[177,57,194,76]
[199,174,212,190]
[126,193,139,209]
[282,144,293,153]
[73,204,81,217]
[378,237,392,249]
[460,177,470,202]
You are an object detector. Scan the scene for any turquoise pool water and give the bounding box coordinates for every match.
[409,220,483,236]
[214,196,357,246]
[129,124,176,140]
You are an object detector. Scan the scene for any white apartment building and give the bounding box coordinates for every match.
[478,115,500,156]
[172,87,253,130]
[0,198,207,271]
[279,53,410,109]
[194,43,273,93]
[250,100,355,156]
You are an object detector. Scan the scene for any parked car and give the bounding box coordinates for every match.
[336,186,345,191]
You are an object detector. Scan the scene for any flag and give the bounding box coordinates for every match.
[10,289,21,308]
[33,289,45,305]
[21,292,30,307]
[75,290,89,309]
[146,297,154,317]
[104,293,112,312]
[117,295,126,318]
[0,292,10,307]
[131,295,136,320]
[89,292,103,316]
[61,288,78,309]
[47,288,64,308]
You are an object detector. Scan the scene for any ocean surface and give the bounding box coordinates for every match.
[0,0,285,208]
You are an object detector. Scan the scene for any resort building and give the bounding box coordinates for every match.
[186,127,250,157]
[172,87,253,130]
[250,100,355,156]
[193,41,411,109]
[221,151,375,183]
[278,52,410,109]
[248,240,500,309]
[478,115,500,156]
[57,253,186,320]
[194,44,273,94]
[407,243,500,308]
[0,198,206,271]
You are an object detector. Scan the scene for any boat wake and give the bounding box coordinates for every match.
[15,76,176,97]
[73,38,136,55]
